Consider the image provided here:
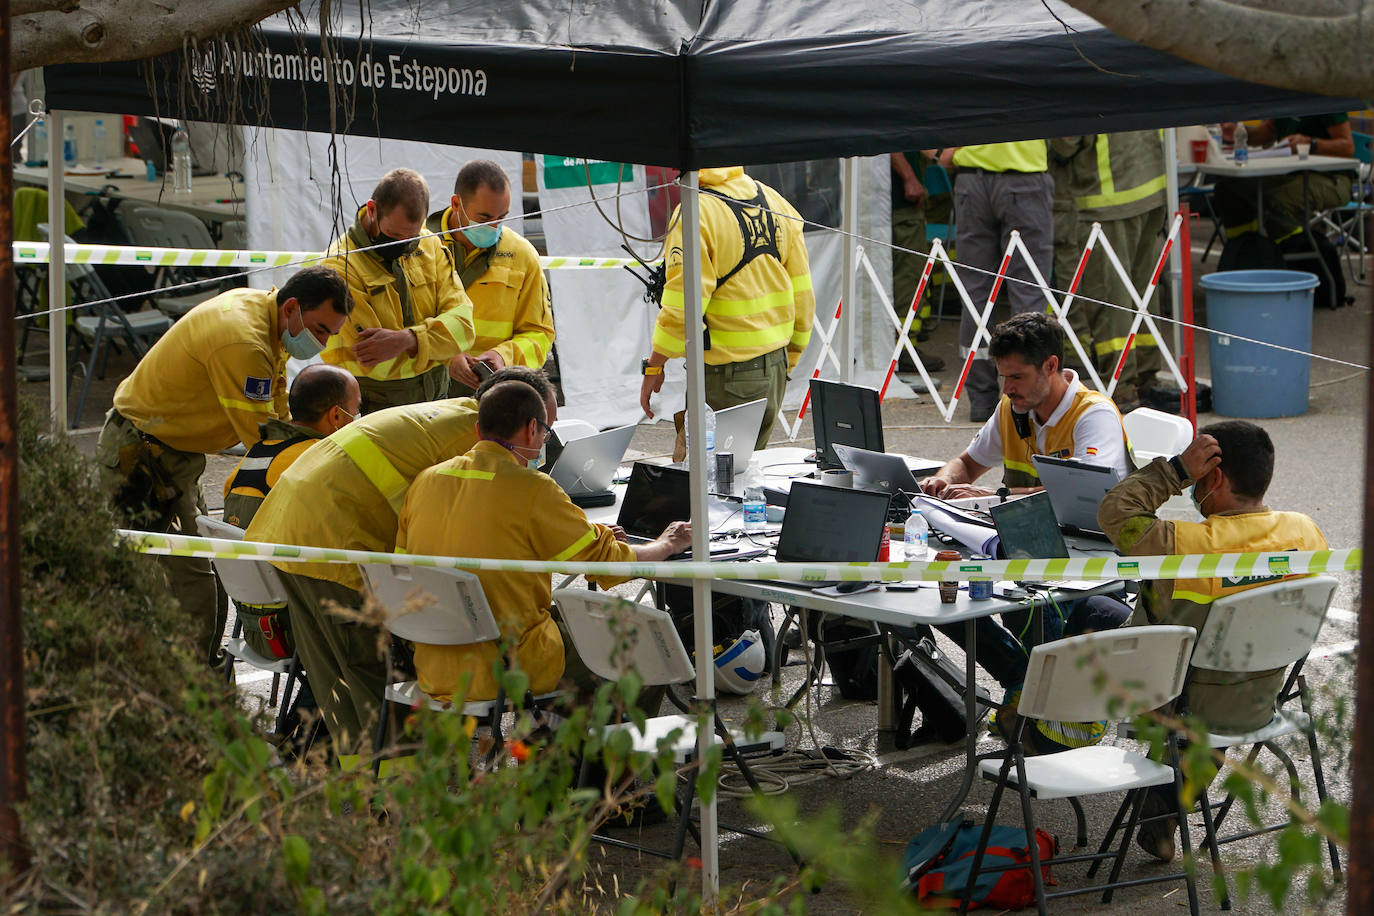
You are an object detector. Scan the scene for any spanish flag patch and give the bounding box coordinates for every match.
[1085,447,1098,456]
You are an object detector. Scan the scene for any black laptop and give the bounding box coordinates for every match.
[988,492,1100,590]
[771,481,892,588]
[615,463,767,561]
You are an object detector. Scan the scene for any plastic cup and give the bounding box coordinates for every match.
[1296,141,1311,160]
[821,468,853,488]
[935,549,962,604]
[1190,139,1208,163]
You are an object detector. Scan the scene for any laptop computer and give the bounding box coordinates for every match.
[772,481,892,588]
[832,444,923,497]
[127,117,218,178]
[615,463,768,561]
[545,423,636,507]
[713,398,768,472]
[989,492,1098,590]
[1031,454,1122,539]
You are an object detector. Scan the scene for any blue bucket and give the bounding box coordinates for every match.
[1199,269,1318,418]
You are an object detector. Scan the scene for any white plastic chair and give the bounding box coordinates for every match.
[195,515,302,734]
[962,626,1199,916]
[1185,575,1341,907]
[1122,407,1193,464]
[120,205,224,318]
[363,564,562,773]
[554,588,785,863]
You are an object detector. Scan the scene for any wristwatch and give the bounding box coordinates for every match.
[641,358,663,377]
[1168,454,1191,483]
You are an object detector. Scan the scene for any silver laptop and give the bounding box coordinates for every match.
[713,398,768,472]
[546,423,637,497]
[1031,454,1123,536]
[832,444,923,496]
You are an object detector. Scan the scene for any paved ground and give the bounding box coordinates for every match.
[25,235,1366,913]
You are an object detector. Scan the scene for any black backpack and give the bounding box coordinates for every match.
[1278,230,1351,310]
[1217,231,1285,272]
[71,195,157,311]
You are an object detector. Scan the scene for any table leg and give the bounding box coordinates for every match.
[936,617,980,824]
[877,630,897,732]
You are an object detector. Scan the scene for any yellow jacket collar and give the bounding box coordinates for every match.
[699,166,744,187]
[472,437,524,466]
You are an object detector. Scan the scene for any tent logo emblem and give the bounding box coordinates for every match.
[191,52,217,94]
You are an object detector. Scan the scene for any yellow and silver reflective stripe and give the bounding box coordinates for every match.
[551,528,597,562]
[1075,136,1168,210]
[510,332,550,367]
[1003,458,1039,479]
[435,468,495,481]
[220,395,272,413]
[705,288,795,316]
[651,323,686,356]
[435,304,476,349]
[790,273,813,293]
[473,318,514,339]
[708,321,794,349]
[332,426,410,513]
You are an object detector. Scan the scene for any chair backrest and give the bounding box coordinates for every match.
[192,515,289,606]
[219,220,248,251]
[120,205,217,251]
[1018,625,1196,724]
[1352,131,1372,166]
[362,564,500,646]
[1191,575,1337,674]
[923,163,954,198]
[1122,407,1193,460]
[553,588,696,688]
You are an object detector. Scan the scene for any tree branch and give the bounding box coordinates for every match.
[13,0,301,73]
[1061,0,1374,100]
[13,1,80,19]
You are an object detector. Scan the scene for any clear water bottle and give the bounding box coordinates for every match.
[742,464,767,533]
[171,124,193,194]
[62,123,75,165]
[703,405,717,491]
[26,117,47,167]
[904,506,930,560]
[1233,121,1248,167]
[92,119,106,168]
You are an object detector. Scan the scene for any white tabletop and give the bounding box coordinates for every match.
[1196,152,1358,179]
[15,156,245,224]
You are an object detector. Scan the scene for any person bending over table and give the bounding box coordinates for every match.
[1094,421,1328,863]
[244,367,556,759]
[1215,113,1356,243]
[396,379,691,715]
[918,312,1134,750]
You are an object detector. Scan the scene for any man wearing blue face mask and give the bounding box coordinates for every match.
[97,265,351,668]
[322,167,477,413]
[426,159,556,397]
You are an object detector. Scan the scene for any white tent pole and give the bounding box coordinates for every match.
[839,156,860,382]
[47,110,67,432]
[679,170,719,898]
[1164,129,1184,366]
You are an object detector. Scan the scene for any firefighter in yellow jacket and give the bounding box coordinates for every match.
[1097,420,1328,862]
[1053,131,1168,412]
[640,166,815,451]
[244,367,557,751]
[97,266,351,667]
[425,159,555,396]
[397,380,690,706]
[321,167,477,414]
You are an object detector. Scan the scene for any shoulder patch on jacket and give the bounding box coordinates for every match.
[243,376,274,401]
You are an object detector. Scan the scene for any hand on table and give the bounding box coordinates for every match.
[659,521,692,553]
[353,327,417,368]
[608,525,627,543]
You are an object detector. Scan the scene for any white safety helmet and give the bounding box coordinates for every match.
[713,629,767,695]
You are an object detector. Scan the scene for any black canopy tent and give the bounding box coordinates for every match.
[40,1,1360,894]
[45,0,1357,169]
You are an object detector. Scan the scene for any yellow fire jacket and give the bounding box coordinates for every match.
[396,440,636,702]
[112,286,288,453]
[653,166,815,373]
[221,417,325,529]
[245,398,480,591]
[1098,457,1329,734]
[1053,131,1167,222]
[320,210,476,382]
[425,207,555,369]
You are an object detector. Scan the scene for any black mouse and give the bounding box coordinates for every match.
[836,581,869,593]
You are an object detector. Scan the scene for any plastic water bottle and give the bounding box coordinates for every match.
[742,464,767,533]
[62,123,75,165]
[26,118,47,167]
[171,124,193,194]
[92,119,106,168]
[703,405,717,492]
[904,506,930,560]
[1233,122,1248,167]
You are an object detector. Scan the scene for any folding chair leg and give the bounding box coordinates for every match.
[1195,784,1230,910]
[1067,796,1088,848]
[1009,745,1050,916]
[959,744,1015,916]
[1170,739,1203,916]
[1212,744,1262,835]
[1086,793,1133,879]
[273,657,302,736]
[1102,790,1146,902]
[371,699,391,778]
[1300,677,1343,878]
[670,766,698,862]
[771,608,798,688]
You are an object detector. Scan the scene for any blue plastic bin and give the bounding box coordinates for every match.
[1199,269,1318,418]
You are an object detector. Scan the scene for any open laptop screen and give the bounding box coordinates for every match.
[989,492,1069,560]
[774,482,891,563]
[616,463,690,540]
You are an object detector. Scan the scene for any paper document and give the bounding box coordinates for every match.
[915,495,999,556]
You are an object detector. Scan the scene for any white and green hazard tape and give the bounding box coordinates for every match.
[117,530,1361,584]
[14,242,658,272]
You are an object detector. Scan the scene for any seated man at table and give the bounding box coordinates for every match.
[1096,421,1328,861]
[1214,113,1356,243]
[919,313,1133,748]
[395,379,691,711]
[921,312,1131,501]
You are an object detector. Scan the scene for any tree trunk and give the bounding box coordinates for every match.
[13,0,300,73]
[1061,0,1374,100]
